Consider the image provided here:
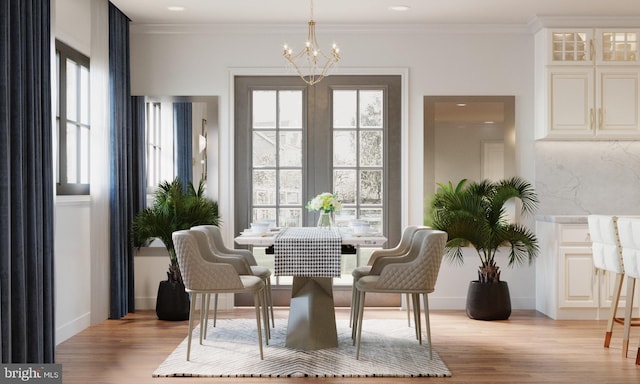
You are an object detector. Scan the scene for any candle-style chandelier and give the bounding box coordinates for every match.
[282,0,340,86]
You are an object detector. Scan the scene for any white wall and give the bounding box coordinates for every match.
[129,24,537,310]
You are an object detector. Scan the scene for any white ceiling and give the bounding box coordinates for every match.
[110,0,640,25]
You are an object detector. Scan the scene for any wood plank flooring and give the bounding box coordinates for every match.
[55,308,640,383]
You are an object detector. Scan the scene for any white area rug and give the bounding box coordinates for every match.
[153,318,451,378]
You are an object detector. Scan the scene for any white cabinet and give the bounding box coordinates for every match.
[536,28,640,139]
[535,218,634,320]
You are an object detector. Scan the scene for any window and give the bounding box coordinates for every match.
[55,41,90,195]
[235,76,401,291]
[146,101,162,191]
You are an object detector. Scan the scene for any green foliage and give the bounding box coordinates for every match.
[131,178,220,282]
[427,177,539,283]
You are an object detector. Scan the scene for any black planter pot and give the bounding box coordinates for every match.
[156,280,190,321]
[466,280,511,320]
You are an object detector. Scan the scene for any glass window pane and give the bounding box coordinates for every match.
[333,90,357,128]
[359,208,383,233]
[334,169,357,204]
[279,208,302,227]
[334,208,356,227]
[253,131,276,167]
[253,208,276,223]
[333,131,357,166]
[360,170,383,204]
[80,126,90,184]
[66,123,78,183]
[252,170,276,205]
[66,59,77,120]
[279,131,302,167]
[279,170,302,205]
[252,90,276,128]
[360,90,383,128]
[360,131,383,167]
[279,91,303,128]
[80,66,90,125]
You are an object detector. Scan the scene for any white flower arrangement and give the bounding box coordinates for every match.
[306,192,342,213]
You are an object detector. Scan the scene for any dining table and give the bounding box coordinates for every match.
[235,226,387,350]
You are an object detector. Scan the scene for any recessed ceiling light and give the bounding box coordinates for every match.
[484,121,495,124]
[456,103,467,107]
[388,5,410,12]
[167,6,185,12]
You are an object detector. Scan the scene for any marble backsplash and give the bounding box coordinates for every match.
[535,141,640,215]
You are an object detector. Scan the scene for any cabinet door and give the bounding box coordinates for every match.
[548,68,595,137]
[595,68,640,137]
[548,29,594,65]
[558,246,597,308]
[595,29,640,65]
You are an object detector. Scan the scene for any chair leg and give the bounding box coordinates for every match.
[622,276,636,358]
[260,287,270,344]
[605,273,624,348]
[199,294,207,345]
[266,277,275,329]
[406,293,412,327]
[202,293,210,340]
[186,293,197,361]
[350,277,357,329]
[423,293,433,360]
[254,292,264,360]
[213,293,219,327]
[355,290,366,360]
[412,293,422,343]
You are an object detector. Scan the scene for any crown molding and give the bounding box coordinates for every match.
[529,16,640,33]
[130,22,531,36]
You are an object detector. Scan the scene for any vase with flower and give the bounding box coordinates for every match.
[306,192,342,228]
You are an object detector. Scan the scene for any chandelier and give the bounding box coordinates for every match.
[282,0,340,86]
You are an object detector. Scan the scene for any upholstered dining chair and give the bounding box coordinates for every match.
[172,229,267,361]
[189,227,269,341]
[349,225,429,330]
[587,215,626,348]
[191,225,274,329]
[353,229,447,360]
[612,217,640,364]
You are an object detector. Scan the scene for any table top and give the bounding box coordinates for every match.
[234,227,387,247]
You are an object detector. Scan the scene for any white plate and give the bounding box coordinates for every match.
[351,232,382,237]
[240,230,272,237]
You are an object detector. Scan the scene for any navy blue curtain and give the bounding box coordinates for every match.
[0,0,55,363]
[109,3,143,319]
[174,102,192,187]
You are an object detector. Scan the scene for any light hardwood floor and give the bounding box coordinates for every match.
[56,308,640,383]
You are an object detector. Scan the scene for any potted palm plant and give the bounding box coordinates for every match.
[131,178,220,320]
[426,177,539,320]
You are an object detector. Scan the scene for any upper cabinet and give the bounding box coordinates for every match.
[536,28,640,140]
[548,29,640,66]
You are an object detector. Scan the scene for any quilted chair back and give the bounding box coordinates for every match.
[616,217,640,280]
[193,224,258,266]
[588,215,623,274]
[377,230,447,291]
[172,230,244,291]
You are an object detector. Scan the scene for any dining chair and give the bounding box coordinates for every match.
[172,229,267,361]
[587,214,626,348]
[353,229,447,360]
[612,217,640,364]
[189,227,269,340]
[191,225,274,329]
[349,225,429,331]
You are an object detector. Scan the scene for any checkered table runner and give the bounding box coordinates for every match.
[274,227,342,277]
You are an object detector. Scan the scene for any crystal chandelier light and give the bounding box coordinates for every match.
[283,0,340,86]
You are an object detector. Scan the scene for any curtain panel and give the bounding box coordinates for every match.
[174,102,193,187]
[0,0,55,363]
[109,3,143,319]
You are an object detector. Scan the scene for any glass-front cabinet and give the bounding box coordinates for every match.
[548,28,640,65]
[536,27,640,139]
